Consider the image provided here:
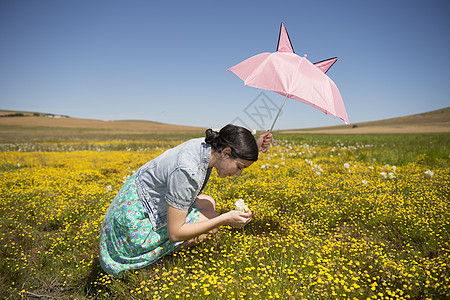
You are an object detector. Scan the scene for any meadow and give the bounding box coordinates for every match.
[0,133,449,299]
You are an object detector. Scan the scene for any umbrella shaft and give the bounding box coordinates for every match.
[269,95,288,131]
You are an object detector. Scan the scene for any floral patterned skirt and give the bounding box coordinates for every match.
[99,173,200,276]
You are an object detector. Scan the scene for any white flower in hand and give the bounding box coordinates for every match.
[425,170,434,178]
[235,198,249,213]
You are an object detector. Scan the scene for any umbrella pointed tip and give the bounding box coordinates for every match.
[277,22,294,53]
[314,57,338,73]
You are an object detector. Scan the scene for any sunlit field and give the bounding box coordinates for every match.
[1,134,449,299]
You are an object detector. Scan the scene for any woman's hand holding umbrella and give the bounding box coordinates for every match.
[256,130,273,152]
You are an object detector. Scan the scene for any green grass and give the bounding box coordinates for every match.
[277,133,450,165]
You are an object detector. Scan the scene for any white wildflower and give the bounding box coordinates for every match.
[106,185,112,192]
[388,172,395,180]
[122,175,131,183]
[316,171,322,176]
[235,198,249,213]
[344,163,350,170]
[392,166,397,173]
[380,172,387,179]
[362,180,368,185]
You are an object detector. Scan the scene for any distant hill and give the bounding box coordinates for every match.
[280,107,450,134]
[1,107,449,136]
[0,109,205,134]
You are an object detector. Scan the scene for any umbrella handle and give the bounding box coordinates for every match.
[269,94,288,132]
[261,94,287,153]
[262,145,268,153]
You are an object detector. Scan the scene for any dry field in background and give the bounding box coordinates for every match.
[0,110,206,142]
[281,107,450,134]
[1,107,449,137]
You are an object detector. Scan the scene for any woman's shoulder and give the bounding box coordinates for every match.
[183,137,206,146]
[176,138,208,165]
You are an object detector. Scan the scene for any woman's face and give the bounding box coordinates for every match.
[214,148,254,178]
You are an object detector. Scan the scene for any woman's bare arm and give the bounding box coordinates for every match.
[167,205,251,243]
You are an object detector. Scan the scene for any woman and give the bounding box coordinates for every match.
[99,124,272,276]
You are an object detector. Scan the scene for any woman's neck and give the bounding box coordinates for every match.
[208,150,218,169]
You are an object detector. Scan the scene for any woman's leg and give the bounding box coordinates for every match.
[178,194,219,248]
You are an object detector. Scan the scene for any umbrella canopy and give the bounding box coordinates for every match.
[228,23,349,128]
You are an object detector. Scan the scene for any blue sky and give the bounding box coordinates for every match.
[1,0,449,130]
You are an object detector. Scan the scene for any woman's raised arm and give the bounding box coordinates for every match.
[256,130,273,151]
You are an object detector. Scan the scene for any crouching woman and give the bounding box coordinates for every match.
[99,124,272,276]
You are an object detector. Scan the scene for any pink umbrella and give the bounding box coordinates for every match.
[228,23,349,132]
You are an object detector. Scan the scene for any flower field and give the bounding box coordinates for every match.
[1,134,449,299]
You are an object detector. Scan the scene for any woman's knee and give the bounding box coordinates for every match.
[195,194,216,211]
[197,204,218,221]
[193,194,220,237]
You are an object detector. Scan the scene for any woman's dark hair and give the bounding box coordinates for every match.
[205,124,258,161]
